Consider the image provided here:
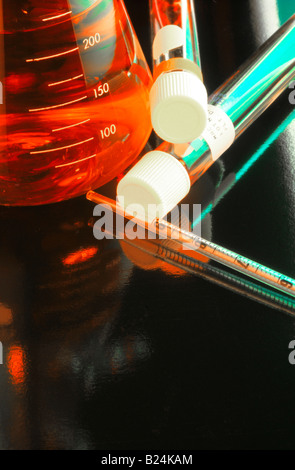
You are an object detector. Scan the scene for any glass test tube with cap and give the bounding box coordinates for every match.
[149,0,208,143]
[117,14,295,219]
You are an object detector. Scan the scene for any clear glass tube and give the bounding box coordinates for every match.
[149,0,201,71]
[158,14,295,183]
[148,0,207,144]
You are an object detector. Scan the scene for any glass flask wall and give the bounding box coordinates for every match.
[0,0,152,205]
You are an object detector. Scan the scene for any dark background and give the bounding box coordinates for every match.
[0,0,295,450]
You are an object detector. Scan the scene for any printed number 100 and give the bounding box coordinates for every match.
[100,125,116,139]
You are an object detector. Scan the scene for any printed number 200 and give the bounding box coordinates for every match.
[83,33,101,50]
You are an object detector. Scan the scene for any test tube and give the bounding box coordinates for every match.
[149,0,208,143]
[117,14,295,219]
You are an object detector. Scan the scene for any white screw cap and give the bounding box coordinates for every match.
[117,150,191,220]
[150,70,208,144]
[153,25,186,59]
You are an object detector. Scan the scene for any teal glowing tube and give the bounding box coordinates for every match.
[117,14,295,219]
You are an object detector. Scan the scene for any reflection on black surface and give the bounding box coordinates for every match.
[0,194,155,449]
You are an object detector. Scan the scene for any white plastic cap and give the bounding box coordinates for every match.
[153,25,185,59]
[117,150,191,220]
[150,70,208,144]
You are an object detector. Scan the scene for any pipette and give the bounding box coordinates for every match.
[87,191,295,299]
[149,0,208,143]
[119,237,295,316]
[117,14,295,219]
[87,192,295,315]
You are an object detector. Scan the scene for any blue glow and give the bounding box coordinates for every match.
[236,109,295,180]
[278,0,295,24]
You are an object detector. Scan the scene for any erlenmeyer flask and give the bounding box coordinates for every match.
[0,0,152,205]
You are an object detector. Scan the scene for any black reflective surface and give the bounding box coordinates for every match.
[1,0,295,450]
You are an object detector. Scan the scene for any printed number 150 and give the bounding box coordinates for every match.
[94,83,110,99]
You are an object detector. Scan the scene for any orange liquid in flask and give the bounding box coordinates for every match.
[0,0,152,205]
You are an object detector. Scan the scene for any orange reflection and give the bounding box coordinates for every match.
[0,304,13,326]
[5,73,36,93]
[7,346,26,386]
[121,238,209,277]
[63,247,98,266]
